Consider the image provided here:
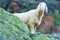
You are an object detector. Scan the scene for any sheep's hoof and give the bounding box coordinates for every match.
[31,29,35,34]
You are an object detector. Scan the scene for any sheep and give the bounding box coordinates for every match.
[12,2,48,34]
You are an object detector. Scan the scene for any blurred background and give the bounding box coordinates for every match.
[0,0,60,14]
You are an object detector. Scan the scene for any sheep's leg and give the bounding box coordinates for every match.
[30,24,36,34]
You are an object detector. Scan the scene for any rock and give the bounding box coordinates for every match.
[38,14,54,33]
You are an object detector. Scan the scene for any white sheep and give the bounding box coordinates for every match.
[12,2,48,34]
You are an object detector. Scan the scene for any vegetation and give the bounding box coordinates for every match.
[50,14,60,30]
[0,7,60,40]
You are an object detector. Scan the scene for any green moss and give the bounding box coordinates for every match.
[0,7,30,40]
[31,34,51,40]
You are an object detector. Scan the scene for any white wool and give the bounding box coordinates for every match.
[13,9,39,23]
[12,2,48,34]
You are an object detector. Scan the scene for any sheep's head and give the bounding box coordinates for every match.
[37,2,48,14]
[37,2,48,26]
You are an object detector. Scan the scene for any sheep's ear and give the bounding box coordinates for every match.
[46,5,48,13]
[44,5,48,15]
